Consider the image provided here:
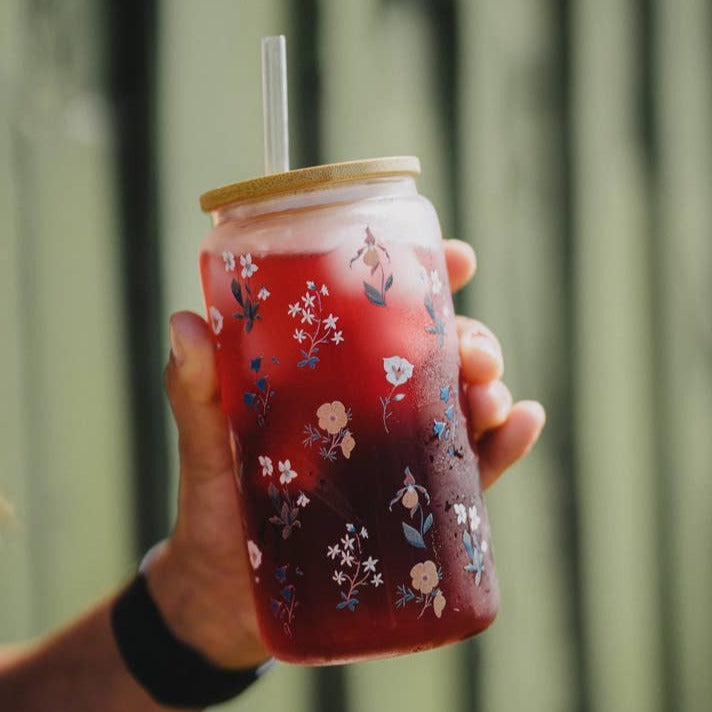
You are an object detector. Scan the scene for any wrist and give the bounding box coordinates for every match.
[112,572,271,709]
[143,539,269,670]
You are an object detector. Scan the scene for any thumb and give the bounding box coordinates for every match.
[165,311,234,482]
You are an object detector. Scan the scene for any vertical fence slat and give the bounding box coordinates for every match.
[571,2,663,711]
[0,0,133,634]
[655,2,712,710]
[458,2,580,710]
[108,0,170,553]
[320,0,453,234]
[0,0,34,640]
[320,1,462,709]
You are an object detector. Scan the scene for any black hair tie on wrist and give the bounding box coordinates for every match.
[111,574,271,708]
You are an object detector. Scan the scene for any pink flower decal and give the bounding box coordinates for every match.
[433,590,446,618]
[410,560,439,595]
[349,227,393,307]
[304,401,355,461]
[317,401,349,434]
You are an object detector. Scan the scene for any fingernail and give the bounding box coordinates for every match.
[491,380,513,422]
[523,400,547,430]
[467,333,503,373]
[169,320,184,368]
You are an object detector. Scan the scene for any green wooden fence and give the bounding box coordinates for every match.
[1,1,710,711]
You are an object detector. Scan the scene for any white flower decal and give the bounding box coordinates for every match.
[468,505,481,532]
[258,455,273,477]
[222,250,236,271]
[247,540,262,570]
[430,270,443,295]
[363,556,378,573]
[209,306,224,335]
[240,253,258,278]
[278,459,297,485]
[297,492,310,508]
[258,286,271,301]
[383,356,414,386]
[453,503,467,526]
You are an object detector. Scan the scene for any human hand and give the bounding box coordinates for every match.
[444,240,546,490]
[147,239,545,670]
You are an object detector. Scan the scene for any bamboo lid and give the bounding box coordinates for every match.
[199,156,421,213]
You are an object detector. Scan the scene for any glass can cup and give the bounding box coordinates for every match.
[198,157,499,664]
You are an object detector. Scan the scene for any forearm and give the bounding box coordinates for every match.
[0,594,197,712]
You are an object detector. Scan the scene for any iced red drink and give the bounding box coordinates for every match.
[199,158,498,663]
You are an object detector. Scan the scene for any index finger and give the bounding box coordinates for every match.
[443,239,477,292]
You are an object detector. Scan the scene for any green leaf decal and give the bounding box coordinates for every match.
[364,281,386,306]
[402,522,426,549]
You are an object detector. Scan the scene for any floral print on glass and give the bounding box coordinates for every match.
[418,264,447,346]
[327,523,382,612]
[303,401,356,461]
[222,250,236,271]
[226,252,270,333]
[390,467,447,619]
[247,540,262,575]
[270,564,301,637]
[288,281,344,369]
[388,466,433,549]
[349,227,393,306]
[396,562,446,619]
[453,502,488,585]
[208,306,224,335]
[380,356,414,433]
[243,357,276,427]
[258,455,310,540]
[433,384,463,457]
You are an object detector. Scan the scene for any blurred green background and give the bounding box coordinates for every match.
[1,1,711,710]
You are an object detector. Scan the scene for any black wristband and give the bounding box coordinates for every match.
[111,574,269,708]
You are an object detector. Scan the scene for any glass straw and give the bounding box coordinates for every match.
[261,35,290,174]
